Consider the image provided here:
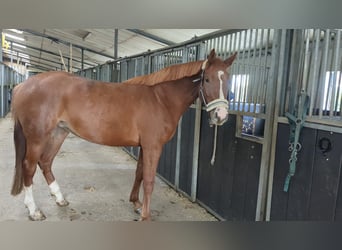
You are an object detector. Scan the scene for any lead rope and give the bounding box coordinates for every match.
[210,124,218,166]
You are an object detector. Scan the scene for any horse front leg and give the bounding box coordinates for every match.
[129,148,143,214]
[140,146,162,221]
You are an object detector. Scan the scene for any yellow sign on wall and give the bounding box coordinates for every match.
[2,33,10,49]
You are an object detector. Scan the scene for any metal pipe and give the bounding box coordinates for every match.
[81,48,84,72]
[251,29,259,110]
[0,65,4,117]
[319,30,330,118]
[301,30,311,93]
[330,30,340,117]
[70,43,73,73]
[309,29,321,117]
[241,30,249,108]
[191,98,202,202]
[174,117,182,190]
[255,29,282,221]
[265,29,287,221]
[0,29,4,117]
[114,29,118,60]
[256,29,265,105]
[246,29,254,110]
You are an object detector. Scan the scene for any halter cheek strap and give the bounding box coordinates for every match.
[196,67,229,112]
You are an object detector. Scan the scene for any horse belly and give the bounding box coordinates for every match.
[59,119,140,147]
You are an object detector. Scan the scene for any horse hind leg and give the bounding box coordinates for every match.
[22,143,46,221]
[38,127,69,207]
[129,148,143,214]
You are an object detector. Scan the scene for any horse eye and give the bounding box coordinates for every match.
[205,78,209,83]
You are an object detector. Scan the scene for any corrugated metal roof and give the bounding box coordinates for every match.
[1,29,219,73]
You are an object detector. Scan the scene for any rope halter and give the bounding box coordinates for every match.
[194,60,230,166]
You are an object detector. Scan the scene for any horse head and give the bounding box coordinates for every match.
[199,49,237,126]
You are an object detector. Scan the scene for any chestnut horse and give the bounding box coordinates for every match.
[10,49,236,221]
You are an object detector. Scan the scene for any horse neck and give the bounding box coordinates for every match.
[154,75,200,118]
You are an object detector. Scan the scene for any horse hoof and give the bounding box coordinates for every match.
[134,207,142,215]
[29,210,46,221]
[57,199,69,207]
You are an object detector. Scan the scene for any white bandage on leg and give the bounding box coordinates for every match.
[24,185,37,215]
[49,181,65,203]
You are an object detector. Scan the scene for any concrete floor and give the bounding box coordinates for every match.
[0,115,216,221]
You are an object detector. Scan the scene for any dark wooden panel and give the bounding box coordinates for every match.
[333,130,342,220]
[271,124,317,220]
[286,127,316,220]
[157,128,178,184]
[271,124,342,221]
[197,114,261,220]
[309,130,342,220]
[242,141,262,220]
[230,139,261,220]
[179,108,196,196]
[270,123,292,220]
[197,111,218,210]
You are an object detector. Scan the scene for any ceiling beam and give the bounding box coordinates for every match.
[22,29,117,60]
[3,48,62,67]
[126,29,175,46]
[27,63,55,72]
[3,56,59,71]
[5,40,97,67]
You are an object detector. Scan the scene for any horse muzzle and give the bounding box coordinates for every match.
[206,99,229,126]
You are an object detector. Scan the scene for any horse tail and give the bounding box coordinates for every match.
[11,117,26,196]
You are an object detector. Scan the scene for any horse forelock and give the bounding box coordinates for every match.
[123,60,204,86]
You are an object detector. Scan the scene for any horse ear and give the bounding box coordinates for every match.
[207,49,216,62]
[224,52,237,68]
[202,49,216,70]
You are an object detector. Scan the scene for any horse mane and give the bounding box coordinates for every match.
[123,60,204,86]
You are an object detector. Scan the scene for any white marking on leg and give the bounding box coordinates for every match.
[24,185,45,220]
[24,185,37,215]
[49,180,66,204]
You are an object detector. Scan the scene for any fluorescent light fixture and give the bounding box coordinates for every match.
[13,42,26,48]
[8,29,23,34]
[4,33,25,41]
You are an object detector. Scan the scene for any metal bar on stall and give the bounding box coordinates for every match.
[191,98,202,202]
[256,29,265,108]
[70,43,73,73]
[231,33,238,106]
[246,29,254,111]
[220,35,224,57]
[319,30,330,118]
[262,29,271,107]
[250,29,259,112]
[237,31,243,110]
[1,65,4,117]
[309,29,321,117]
[302,30,311,93]
[330,30,340,118]
[0,29,3,117]
[175,117,182,190]
[81,48,84,73]
[265,29,287,221]
[241,30,249,109]
[174,47,190,190]
[255,29,281,221]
